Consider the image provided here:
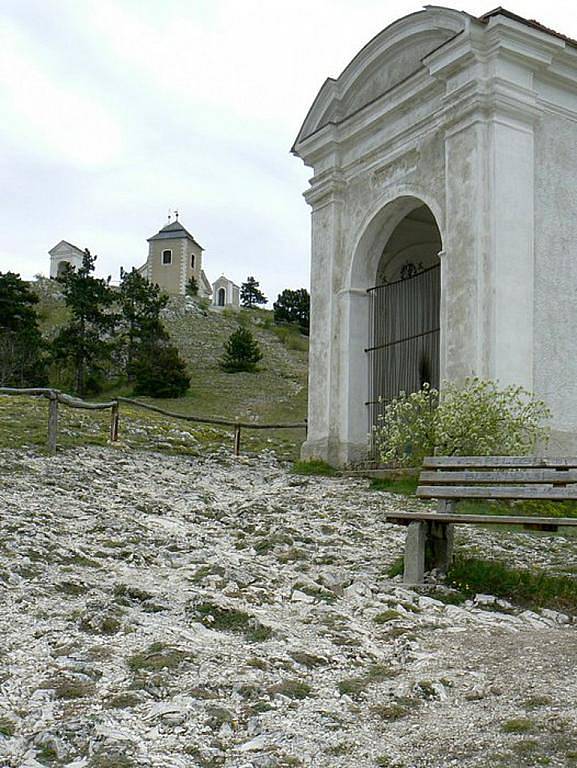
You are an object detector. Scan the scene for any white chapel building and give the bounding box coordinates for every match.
[294,6,577,465]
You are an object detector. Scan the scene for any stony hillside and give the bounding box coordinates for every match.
[20,281,308,459]
[0,447,576,768]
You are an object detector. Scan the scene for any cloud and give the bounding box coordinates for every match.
[0,18,123,169]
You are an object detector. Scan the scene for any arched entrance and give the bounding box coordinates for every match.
[56,261,69,279]
[217,287,226,306]
[365,202,442,433]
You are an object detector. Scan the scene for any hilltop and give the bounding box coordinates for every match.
[0,280,308,459]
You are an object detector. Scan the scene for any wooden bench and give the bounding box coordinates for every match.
[384,456,577,583]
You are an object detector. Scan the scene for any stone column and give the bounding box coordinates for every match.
[301,174,344,463]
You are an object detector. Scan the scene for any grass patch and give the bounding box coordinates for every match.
[0,716,16,736]
[292,459,338,477]
[338,664,398,700]
[502,717,535,734]
[373,609,401,624]
[191,601,273,642]
[52,677,96,700]
[272,325,309,352]
[371,703,410,721]
[104,692,142,709]
[447,557,577,612]
[127,642,194,672]
[524,694,552,709]
[370,475,418,496]
[387,557,404,578]
[289,651,328,669]
[268,679,312,700]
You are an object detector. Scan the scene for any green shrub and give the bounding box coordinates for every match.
[373,379,550,467]
[220,326,263,372]
[447,557,577,612]
[292,459,337,477]
[132,339,190,398]
[185,276,198,296]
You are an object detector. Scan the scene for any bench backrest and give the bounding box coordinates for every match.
[416,456,577,500]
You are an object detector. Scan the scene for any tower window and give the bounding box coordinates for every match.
[191,254,195,269]
[162,249,172,265]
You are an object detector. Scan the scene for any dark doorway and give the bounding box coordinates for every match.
[366,204,441,433]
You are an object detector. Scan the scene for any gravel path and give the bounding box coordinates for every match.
[0,447,576,768]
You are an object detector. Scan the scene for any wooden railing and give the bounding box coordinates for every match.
[0,387,306,456]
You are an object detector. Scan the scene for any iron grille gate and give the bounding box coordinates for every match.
[366,263,441,440]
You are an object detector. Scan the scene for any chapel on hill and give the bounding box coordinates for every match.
[48,213,240,307]
[139,213,212,298]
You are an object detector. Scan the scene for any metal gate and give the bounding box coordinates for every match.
[366,263,440,434]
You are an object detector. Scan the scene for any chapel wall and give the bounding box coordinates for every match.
[533,111,577,450]
[148,238,202,295]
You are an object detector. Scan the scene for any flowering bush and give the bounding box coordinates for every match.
[373,379,551,467]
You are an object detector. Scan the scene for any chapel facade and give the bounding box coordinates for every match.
[142,215,212,297]
[48,240,84,279]
[293,7,577,465]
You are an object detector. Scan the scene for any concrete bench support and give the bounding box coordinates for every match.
[403,520,454,584]
[404,521,427,583]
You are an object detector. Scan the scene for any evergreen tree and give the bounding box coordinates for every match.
[132,337,190,398]
[221,326,263,372]
[0,272,47,386]
[118,268,168,380]
[185,275,199,297]
[273,288,310,334]
[51,250,116,396]
[240,276,267,308]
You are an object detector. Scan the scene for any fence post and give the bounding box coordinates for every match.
[110,401,120,442]
[47,392,58,455]
[233,423,241,456]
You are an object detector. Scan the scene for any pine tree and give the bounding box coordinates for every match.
[221,326,263,372]
[118,268,168,380]
[0,272,47,386]
[273,288,310,334]
[240,276,267,308]
[185,275,199,297]
[132,337,190,398]
[51,250,116,396]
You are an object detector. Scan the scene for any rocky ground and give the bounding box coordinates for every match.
[0,447,576,768]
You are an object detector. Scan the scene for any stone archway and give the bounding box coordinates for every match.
[217,287,226,306]
[367,203,442,432]
[56,261,69,279]
[336,195,444,463]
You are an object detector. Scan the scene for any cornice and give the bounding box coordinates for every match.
[304,171,346,210]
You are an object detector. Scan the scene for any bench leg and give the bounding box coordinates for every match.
[427,522,454,574]
[403,521,427,584]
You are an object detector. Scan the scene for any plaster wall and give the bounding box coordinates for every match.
[534,112,577,452]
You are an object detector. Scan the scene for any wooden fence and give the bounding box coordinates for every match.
[0,387,306,456]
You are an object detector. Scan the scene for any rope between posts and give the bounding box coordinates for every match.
[0,387,307,455]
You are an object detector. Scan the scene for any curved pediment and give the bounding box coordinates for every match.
[293,7,469,152]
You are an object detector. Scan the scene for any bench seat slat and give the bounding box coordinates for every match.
[419,469,577,485]
[422,456,577,470]
[384,511,577,527]
[416,485,577,500]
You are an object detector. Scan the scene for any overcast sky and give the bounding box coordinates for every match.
[1,0,576,303]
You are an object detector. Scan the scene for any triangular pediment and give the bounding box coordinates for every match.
[293,7,469,152]
[49,240,84,257]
